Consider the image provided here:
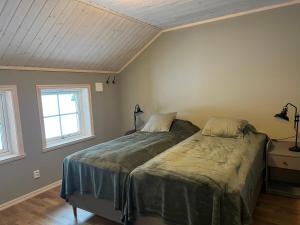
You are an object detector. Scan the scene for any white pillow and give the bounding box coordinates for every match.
[202,117,248,138]
[141,113,177,132]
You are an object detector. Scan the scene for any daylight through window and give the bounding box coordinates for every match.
[37,85,94,150]
[0,86,25,164]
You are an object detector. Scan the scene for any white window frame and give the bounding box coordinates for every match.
[0,85,25,165]
[36,84,95,152]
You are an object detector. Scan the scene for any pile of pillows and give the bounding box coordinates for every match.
[141,112,254,138]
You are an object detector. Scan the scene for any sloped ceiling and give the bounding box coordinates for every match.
[0,0,296,73]
[87,0,292,28]
[0,0,160,72]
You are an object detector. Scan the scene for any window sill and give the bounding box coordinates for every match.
[0,154,25,165]
[42,135,96,152]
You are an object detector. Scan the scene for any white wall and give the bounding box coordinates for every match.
[119,5,300,140]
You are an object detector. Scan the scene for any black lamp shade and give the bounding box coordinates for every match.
[274,107,289,121]
[134,104,144,131]
[134,104,143,115]
[274,103,300,152]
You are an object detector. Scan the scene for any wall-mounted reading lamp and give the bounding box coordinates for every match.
[274,103,300,152]
[106,76,116,85]
[134,104,143,131]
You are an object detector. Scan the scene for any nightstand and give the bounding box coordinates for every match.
[266,141,300,198]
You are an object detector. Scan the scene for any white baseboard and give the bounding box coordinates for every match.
[0,180,62,211]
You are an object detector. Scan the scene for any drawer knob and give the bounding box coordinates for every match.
[283,161,288,166]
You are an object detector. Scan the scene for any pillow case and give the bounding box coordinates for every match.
[169,119,200,135]
[141,112,177,132]
[202,117,248,138]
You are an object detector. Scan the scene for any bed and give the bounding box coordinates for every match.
[123,130,269,225]
[60,119,199,221]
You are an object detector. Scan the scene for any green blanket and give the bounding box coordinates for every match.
[124,131,268,225]
[60,120,199,210]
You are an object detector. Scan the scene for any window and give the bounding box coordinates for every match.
[37,85,94,151]
[0,86,25,164]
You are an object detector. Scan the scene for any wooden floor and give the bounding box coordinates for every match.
[0,186,300,225]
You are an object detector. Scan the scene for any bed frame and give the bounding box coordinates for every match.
[68,174,265,225]
[68,138,270,224]
[69,193,164,225]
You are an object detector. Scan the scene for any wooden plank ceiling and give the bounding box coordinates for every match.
[0,0,160,72]
[86,0,291,28]
[0,0,294,73]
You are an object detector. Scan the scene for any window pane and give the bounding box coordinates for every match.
[0,126,3,150]
[0,101,4,151]
[0,95,7,152]
[38,86,93,149]
[0,87,24,160]
[59,93,78,114]
[0,122,6,152]
[61,114,79,136]
[44,116,61,139]
[42,94,59,117]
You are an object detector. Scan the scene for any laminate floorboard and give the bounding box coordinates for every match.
[0,186,299,225]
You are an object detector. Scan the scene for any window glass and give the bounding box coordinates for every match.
[0,96,4,151]
[44,116,61,139]
[0,94,8,154]
[38,86,93,150]
[41,94,59,117]
[41,91,80,140]
[59,93,78,114]
[61,114,79,135]
[0,118,5,151]
[0,86,25,163]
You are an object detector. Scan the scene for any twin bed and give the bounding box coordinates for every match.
[60,117,269,225]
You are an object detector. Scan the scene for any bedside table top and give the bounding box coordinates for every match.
[269,141,300,158]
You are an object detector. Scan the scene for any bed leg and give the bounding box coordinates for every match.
[72,206,77,220]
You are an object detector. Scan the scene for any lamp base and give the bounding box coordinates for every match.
[289,146,300,152]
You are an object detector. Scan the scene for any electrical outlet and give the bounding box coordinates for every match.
[33,170,40,179]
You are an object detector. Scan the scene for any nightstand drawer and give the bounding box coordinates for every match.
[269,155,300,171]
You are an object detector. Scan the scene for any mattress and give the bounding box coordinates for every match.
[124,131,268,225]
[60,119,199,211]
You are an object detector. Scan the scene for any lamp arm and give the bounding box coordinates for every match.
[286,103,298,128]
[286,103,298,114]
[280,103,300,151]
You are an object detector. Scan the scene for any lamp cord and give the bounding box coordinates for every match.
[272,122,300,141]
[272,135,296,141]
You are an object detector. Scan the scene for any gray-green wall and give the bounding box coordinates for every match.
[119,5,300,139]
[0,70,121,204]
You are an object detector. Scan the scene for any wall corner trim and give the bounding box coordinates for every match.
[0,180,62,211]
[162,0,300,33]
[77,0,161,31]
[117,31,163,73]
[117,0,300,73]
[0,66,118,74]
